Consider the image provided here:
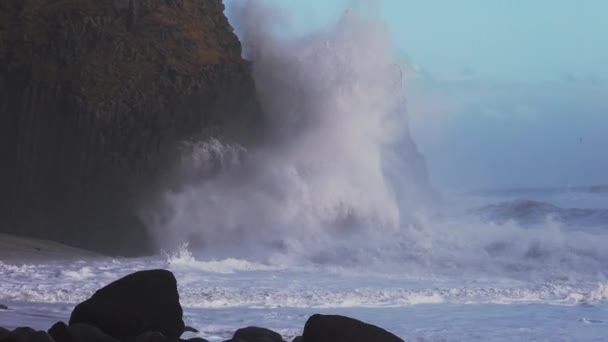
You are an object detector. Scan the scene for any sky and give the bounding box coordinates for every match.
[225,0,608,190]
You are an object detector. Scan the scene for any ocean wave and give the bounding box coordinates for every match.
[166,244,284,274]
[1,258,608,308]
[468,185,608,197]
[473,199,608,227]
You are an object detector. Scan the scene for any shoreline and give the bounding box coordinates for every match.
[0,233,101,263]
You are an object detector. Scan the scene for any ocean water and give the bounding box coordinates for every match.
[2,3,607,341]
[2,189,608,341]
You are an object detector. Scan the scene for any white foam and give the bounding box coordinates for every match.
[567,281,608,304]
[1,255,607,309]
[61,267,94,281]
[166,244,283,274]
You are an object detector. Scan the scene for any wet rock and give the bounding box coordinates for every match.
[183,326,199,333]
[1,327,54,342]
[69,324,117,342]
[49,321,117,342]
[302,314,404,342]
[129,331,167,342]
[69,270,184,339]
[49,322,75,342]
[227,326,285,342]
[0,304,7,310]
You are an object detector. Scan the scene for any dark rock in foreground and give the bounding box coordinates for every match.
[302,314,404,342]
[49,321,117,342]
[48,322,74,342]
[0,270,405,342]
[69,269,184,339]
[0,327,54,342]
[227,326,285,342]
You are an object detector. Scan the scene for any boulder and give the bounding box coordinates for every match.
[1,327,54,342]
[69,269,184,339]
[302,314,403,342]
[229,326,285,342]
[49,321,116,342]
[0,304,7,310]
[48,322,75,342]
[68,323,117,342]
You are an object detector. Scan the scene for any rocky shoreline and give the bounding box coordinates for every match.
[0,270,404,342]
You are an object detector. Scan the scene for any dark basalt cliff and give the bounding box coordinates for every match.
[0,0,261,255]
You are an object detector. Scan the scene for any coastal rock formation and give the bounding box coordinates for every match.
[69,269,184,339]
[227,326,285,342]
[0,0,261,255]
[49,322,116,342]
[302,314,404,342]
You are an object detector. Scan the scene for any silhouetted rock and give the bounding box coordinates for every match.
[0,0,262,256]
[1,327,54,342]
[49,321,116,342]
[49,322,75,342]
[0,327,9,339]
[302,314,403,342]
[0,304,7,310]
[69,269,184,339]
[227,326,285,342]
[129,331,166,342]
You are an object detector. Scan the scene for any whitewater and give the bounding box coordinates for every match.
[3,188,608,341]
[2,1,608,341]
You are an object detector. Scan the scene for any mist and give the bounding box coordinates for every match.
[146,0,434,253]
[135,0,608,282]
[234,0,608,192]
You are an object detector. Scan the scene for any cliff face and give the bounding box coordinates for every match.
[0,0,261,255]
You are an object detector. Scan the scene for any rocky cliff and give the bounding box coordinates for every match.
[0,0,262,255]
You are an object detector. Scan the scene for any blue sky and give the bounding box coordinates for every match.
[225,0,608,189]
[253,0,608,82]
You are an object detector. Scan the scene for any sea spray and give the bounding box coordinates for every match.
[138,1,608,284]
[146,0,435,254]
